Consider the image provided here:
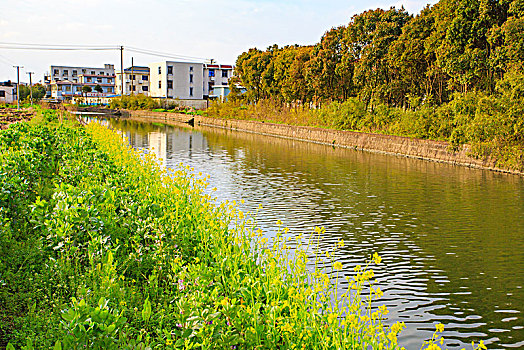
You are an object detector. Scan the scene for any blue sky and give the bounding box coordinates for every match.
[0,0,436,83]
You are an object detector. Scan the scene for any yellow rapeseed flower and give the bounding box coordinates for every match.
[435,323,445,333]
[334,261,343,270]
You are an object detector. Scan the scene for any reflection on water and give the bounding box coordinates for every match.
[102,117,523,349]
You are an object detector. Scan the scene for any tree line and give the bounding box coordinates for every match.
[232,0,524,109]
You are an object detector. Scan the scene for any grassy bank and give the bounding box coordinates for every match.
[207,95,524,172]
[1,110,485,349]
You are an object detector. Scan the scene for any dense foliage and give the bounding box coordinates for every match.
[109,95,161,110]
[18,85,46,102]
[224,0,524,171]
[2,112,475,349]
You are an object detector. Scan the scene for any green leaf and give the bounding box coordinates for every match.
[141,297,152,323]
[53,341,62,350]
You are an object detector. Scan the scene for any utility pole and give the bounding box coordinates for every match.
[13,65,23,110]
[120,46,124,97]
[131,56,134,96]
[26,72,34,106]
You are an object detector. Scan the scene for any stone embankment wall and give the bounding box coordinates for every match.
[194,116,523,175]
[119,110,522,175]
[124,109,194,123]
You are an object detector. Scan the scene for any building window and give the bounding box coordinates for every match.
[65,86,71,92]
[167,66,173,75]
[63,70,69,76]
[158,67,161,74]
[82,69,86,73]
[189,87,193,97]
[100,72,105,76]
[130,75,135,80]
[132,86,136,91]
[91,71,95,75]
[107,78,112,83]
[167,80,173,89]
[97,78,102,83]
[209,69,215,77]
[142,86,148,91]
[72,70,77,77]
[189,74,193,83]
[53,69,59,75]
[108,87,114,92]
[222,70,228,78]
[0,91,5,97]
[86,77,91,82]
[158,81,161,88]
[142,75,148,81]
[189,66,193,72]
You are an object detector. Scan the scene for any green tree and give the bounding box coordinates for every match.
[94,85,103,93]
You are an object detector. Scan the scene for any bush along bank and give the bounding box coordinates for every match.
[207,92,524,173]
[0,110,486,349]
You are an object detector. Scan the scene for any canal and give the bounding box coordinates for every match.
[100,117,523,349]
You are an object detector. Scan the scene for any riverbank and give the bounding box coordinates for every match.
[118,108,523,176]
[0,110,421,349]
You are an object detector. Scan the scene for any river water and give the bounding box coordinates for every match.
[99,117,523,349]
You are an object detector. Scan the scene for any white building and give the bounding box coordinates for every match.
[149,61,204,100]
[44,64,115,100]
[203,63,233,98]
[0,81,17,104]
[116,66,150,96]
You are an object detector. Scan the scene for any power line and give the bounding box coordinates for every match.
[0,46,118,51]
[0,41,210,62]
[126,46,208,62]
[0,42,118,48]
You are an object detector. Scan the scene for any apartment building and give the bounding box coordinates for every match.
[116,66,150,96]
[149,61,204,100]
[0,81,17,104]
[203,63,233,98]
[44,64,115,100]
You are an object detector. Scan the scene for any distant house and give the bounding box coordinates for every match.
[116,66,150,96]
[203,63,234,98]
[44,64,115,100]
[149,61,204,100]
[0,81,17,104]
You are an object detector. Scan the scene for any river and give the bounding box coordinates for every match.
[96,116,523,349]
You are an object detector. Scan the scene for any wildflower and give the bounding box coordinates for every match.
[373,252,382,264]
[327,313,338,324]
[378,304,389,315]
[166,339,173,346]
[435,323,445,333]
[333,261,343,270]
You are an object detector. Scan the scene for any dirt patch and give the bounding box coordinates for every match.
[0,108,35,130]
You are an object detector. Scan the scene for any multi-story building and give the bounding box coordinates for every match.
[149,61,204,100]
[44,64,115,100]
[203,63,233,98]
[0,81,17,104]
[115,66,150,96]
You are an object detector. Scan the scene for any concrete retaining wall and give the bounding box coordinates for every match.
[124,109,194,123]
[194,116,523,175]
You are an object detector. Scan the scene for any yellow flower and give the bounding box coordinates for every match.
[166,339,173,346]
[373,252,382,264]
[333,261,343,270]
[327,313,338,324]
[435,322,445,333]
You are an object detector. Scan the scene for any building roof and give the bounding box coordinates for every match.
[122,66,150,73]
